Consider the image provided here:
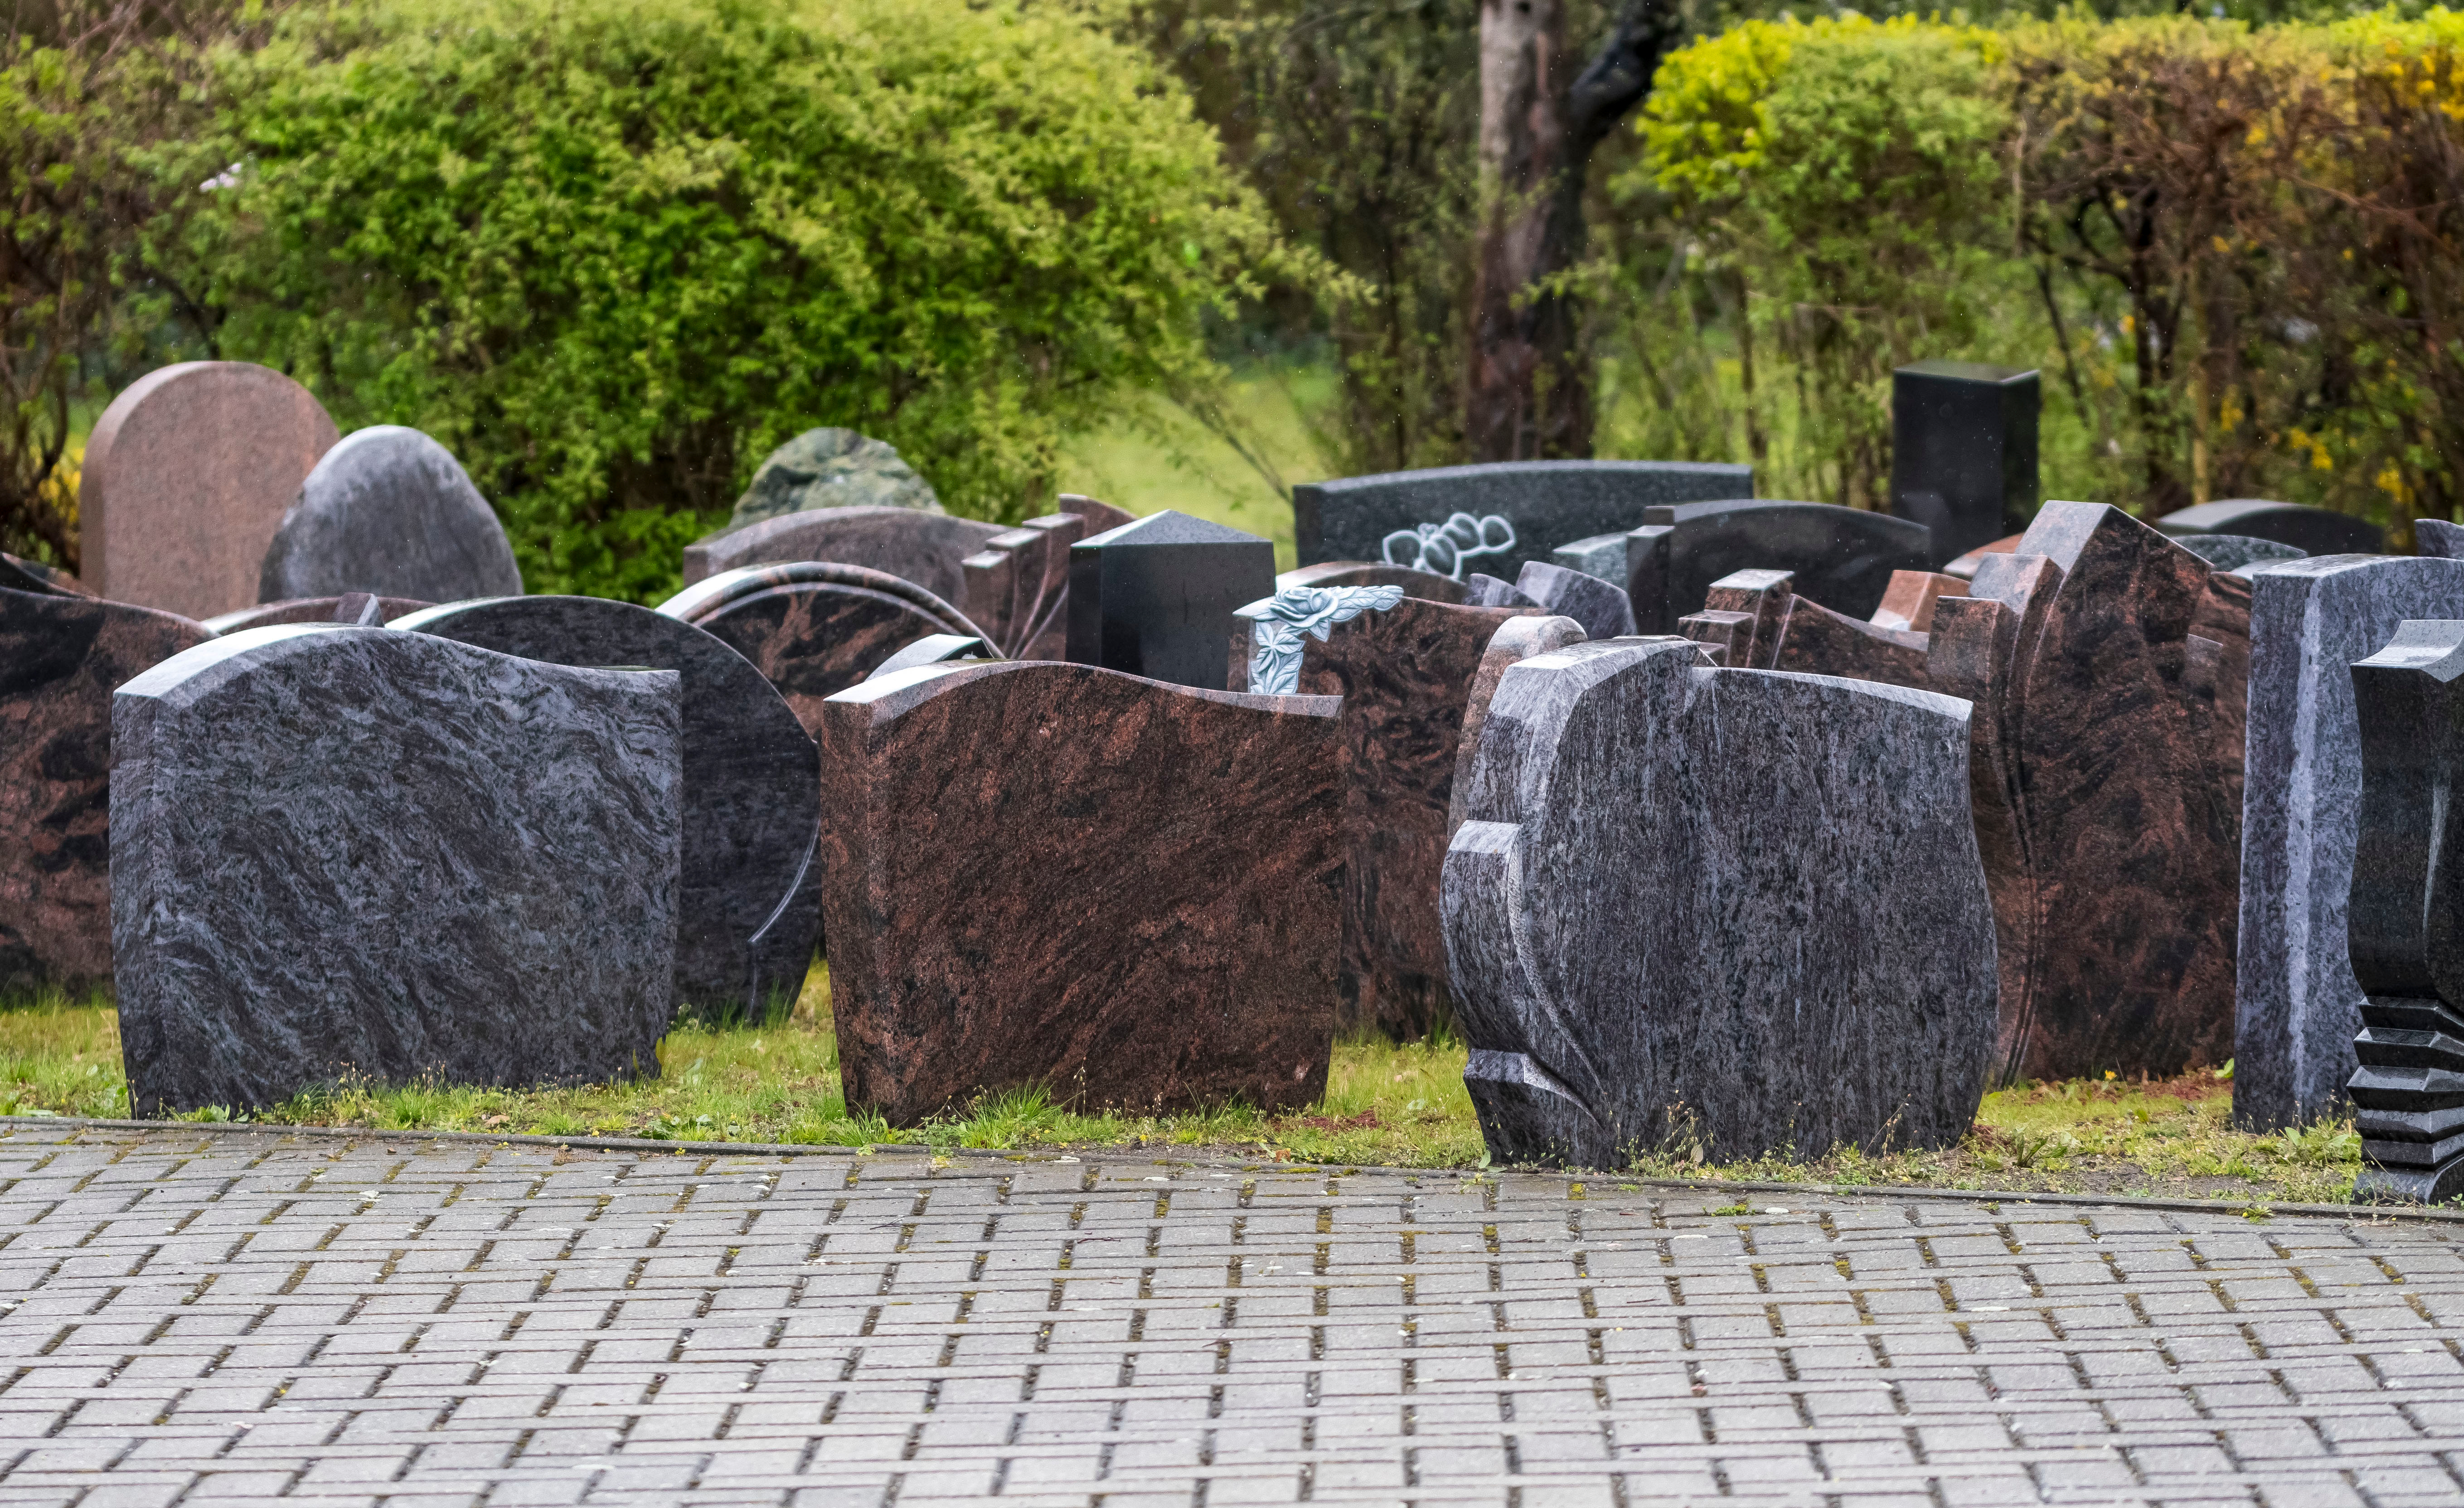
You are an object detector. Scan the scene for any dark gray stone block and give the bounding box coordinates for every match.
[2236,557,2464,1131]
[1066,511,1275,692]
[1628,500,1932,632]
[2417,519,2464,559]
[1890,360,2040,566]
[258,426,523,604]
[391,597,820,1018]
[1295,461,1754,582]
[1442,637,1996,1169]
[1551,533,1630,583]
[681,506,1005,596]
[111,624,681,1116]
[2159,499,2382,557]
[1466,574,1540,609]
[1514,562,1634,641]
[2180,534,2306,572]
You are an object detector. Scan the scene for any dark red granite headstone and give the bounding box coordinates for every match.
[0,586,211,992]
[817,660,1341,1125]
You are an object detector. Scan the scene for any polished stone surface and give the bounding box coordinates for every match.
[2345,621,2464,1201]
[80,362,339,620]
[1678,569,1935,691]
[111,626,681,1115]
[1276,560,1472,602]
[258,426,522,604]
[1443,638,1995,1168]
[681,506,1004,596]
[2417,518,2464,558]
[0,588,211,993]
[393,598,819,1018]
[1943,531,2024,580]
[960,511,1111,660]
[1296,460,1753,581]
[1448,615,1590,837]
[864,633,991,681]
[1871,569,1969,634]
[2158,499,2383,556]
[202,595,432,634]
[2235,558,2464,1133]
[0,553,89,597]
[2178,533,2307,571]
[1889,360,2039,566]
[1065,511,1275,691]
[1630,498,1933,632]
[1513,561,1635,640]
[818,661,1342,1126]
[658,562,985,738]
[1229,584,1407,696]
[726,428,941,527]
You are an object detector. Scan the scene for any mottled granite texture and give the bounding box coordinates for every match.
[657,563,985,739]
[2178,534,2307,572]
[80,362,338,619]
[1944,533,2024,582]
[866,634,992,681]
[2158,499,2383,556]
[681,507,1005,596]
[962,512,1103,660]
[202,596,431,635]
[2417,519,2464,558]
[1441,638,1995,1168]
[1513,562,1635,641]
[1888,361,2039,566]
[1066,511,1276,692]
[1466,575,1541,609]
[1871,570,1969,634]
[1628,499,1934,632]
[2345,621,2464,1202]
[2,554,90,597]
[111,625,681,1116]
[727,429,941,527]
[1550,533,1631,583]
[1678,570,1935,692]
[1295,461,1754,582]
[817,661,1343,1125]
[259,426,523,604]
[392,597,819,1019]
[1230,585,1407,697]
[0,587,211,993]
[1447,616,1590,837]
[2235,559,2464,1132]
[1277,562,1473,603]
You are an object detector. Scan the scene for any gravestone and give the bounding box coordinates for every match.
[867,634,992,680]
[681,507,1005,597]
[1890,360,2041,567]
[1943,532,2023,581]
[2158,499,2382,557]
[658,562,986,738]
[2346,621,2464,1202]
[728,429,941,527]
[960,506,1134,660]
[2415,519,2464,558]
[1870,569,1969,634]
[1,554,89,598]
[1066,511,1276,692]
[2178,535,2306,572]
[80,362,340,620]
[1295,460,1755,583]
[1277,561,1472,603]
[203,596,432,635]
[1448,616,1591,837]
[818,660,1342,1125]
[112,625,681,1116]
[393,597,820,1018]
[0,588,211,993]
[1442,638,1995,1168]
[1678,569,1937,693]
[1513,561,1635,641]
[1628,499,1932,632]
[2237,557,2464,1132]
[258,426,523,604]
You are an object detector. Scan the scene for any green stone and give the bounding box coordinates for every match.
[727,428,942,527]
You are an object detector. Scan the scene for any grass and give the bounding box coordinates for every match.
[0,985,2379,1204]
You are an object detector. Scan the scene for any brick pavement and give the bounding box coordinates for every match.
[0,1126,2462,1507]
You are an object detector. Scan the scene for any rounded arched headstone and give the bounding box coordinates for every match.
[392,597,820,1018]
[259,426,523,604]
[204,596,433,635]
[1,587,212,993]
[681,506,1006,595]
[81,362,340,620]
[659,562,986,738]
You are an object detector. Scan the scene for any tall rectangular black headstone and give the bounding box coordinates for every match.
[1891,360,2040,568]
[1066,510,1276,692]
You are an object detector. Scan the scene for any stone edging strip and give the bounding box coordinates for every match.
[3,1113,2450,1226]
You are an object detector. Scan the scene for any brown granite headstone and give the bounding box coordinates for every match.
[818,660,1342,1125]
[1678,568,1937,691]
[80,363,339,621]
[1,586,212,992]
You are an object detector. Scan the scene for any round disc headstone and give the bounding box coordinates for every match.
[80,362,340,620]
[260,426,523,604]
[391,597,820,1017]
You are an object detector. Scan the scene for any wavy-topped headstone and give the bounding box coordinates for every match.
[393,597,820,1019]
[1066,511,1275,692]
[2236,558,2464,1132]
[1441,638,1995,1168]
[681,507,1006,596]
[1627,499,1932,632]
[818,661,1342,1125]
[111,625,681,1116]
[1295,460,1754,583]
[658,562,988,738]
[81,362,339,620]
[203,595,432,634]
[2346,621,2464,1201]
[0,587,212,993]
[2158,499,2381,557]
[258,426,523,604]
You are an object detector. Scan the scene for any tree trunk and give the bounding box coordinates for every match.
[1465,0,1676,463]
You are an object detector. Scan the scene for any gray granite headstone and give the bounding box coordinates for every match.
[258,426,524,604]
[2416,519,2464,559]
[2158,499,2381,557]
[1295,461,1754,582]
[1442,637,1996,1168]
[391,597,821,1018]
[2178,534,2306,573]
[680,506,1005,596]
[1514,561,1634,641]
[112,625,681,1116]
[2238,558,2464,1132]
[1627,499,1932,632]
[728,429,942,527]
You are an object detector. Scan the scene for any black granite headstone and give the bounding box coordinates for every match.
[1626,499,1932,632]
[1066,511,1276,692]
[2159,499,2382,557]
[392,597,820,1019]
[1890,360,2040,567]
